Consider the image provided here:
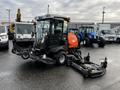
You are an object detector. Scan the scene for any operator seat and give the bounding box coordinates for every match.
[46,29,64,48]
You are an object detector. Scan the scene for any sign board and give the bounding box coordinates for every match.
[99,24,111,31]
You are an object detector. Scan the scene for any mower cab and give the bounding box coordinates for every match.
[30,14,70,64]
[12,22,35,59]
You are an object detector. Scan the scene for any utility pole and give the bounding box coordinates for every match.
[102,7,105,24]
[0,12,2,24]
[47,4,50,14]
[6,9,11,26]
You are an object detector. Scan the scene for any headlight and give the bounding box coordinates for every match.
[100,36,105,39]
[1,35,8,39]
[91,70,96,73]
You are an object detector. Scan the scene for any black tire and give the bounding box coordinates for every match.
[21,50,30,59]
[116,38,120,43]
[98,37,105,48]
[4,42,9,50]
[66,58,72,66]
[84,38,91,47]
[55,51,66,65]
[12,49,15,53]
[5,44,9,50]
[98,42,105,47]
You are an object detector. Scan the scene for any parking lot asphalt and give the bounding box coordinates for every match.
[0,41,120,90]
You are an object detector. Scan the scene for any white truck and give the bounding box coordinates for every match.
[12,22,35,59]
[98,24,117,42]
[100,30,116,42]
[14,22,35,40]
[0,25,9,49]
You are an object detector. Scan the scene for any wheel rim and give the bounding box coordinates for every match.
[22,54,29,59]
[22,51,29,59]
[59,55,65,64]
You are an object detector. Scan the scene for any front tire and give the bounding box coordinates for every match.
[116,38,120,43]
[55,51,66,65]
[5,42,9,50]
[5,44,9,50]
[98,37,105,48]
[84,38,92,47]
[21,50,30,59]
[98,42,105,47]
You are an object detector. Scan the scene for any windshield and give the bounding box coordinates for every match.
[0,26,5,33]
[16,24,34,34]
[101,30,115,34]
[36,20,50,39]
[79,27,94,33]
[63,21,68,34]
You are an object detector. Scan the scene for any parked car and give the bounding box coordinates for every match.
[0,25,9,49]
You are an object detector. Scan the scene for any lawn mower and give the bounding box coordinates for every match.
[11,14,107,78]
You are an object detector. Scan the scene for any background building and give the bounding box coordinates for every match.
[69,22,120,32]
[68,22,95,29]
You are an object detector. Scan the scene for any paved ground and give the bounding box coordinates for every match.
[0,41,120,90]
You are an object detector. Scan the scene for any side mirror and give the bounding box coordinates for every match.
[31,32,34,37]
[31,32,36,37]
[33,22,36,29]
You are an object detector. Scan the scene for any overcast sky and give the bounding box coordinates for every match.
[0,0,120,22]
